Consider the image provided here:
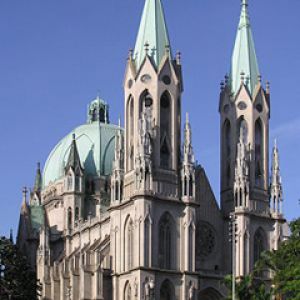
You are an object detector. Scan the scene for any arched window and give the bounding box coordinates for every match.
[160,280,175,300]
[75,207,79,221]
[120,180,124,201]
[67,207,72,229]
[254,228,265,264]
[184,176,188,196]
[144,217,150,267]
[124,218,134,271]
[92,108,97,121]
[67,174,73,190]
[189,175,193,197]
[159,213,174,269]
[75,175,80,191]
[99,107,105,123]
[139,90,153,117]
[255,119,263,187]
[124,282,132,300]
[115,181,119,201]
[224,120,231,186]
[160,92,171,169]
[188,225,194,271]
[237,117,248,144]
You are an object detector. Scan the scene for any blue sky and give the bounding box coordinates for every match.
[0,0,299,237]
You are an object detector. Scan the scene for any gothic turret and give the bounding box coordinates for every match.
[111,120,125,204]
[270,140,283,215]
[181,113,195,202]
[220,0,270,216]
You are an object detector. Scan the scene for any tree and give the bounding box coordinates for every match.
[256,218,300,300]
[224,273,274,300]
[0,236,41,300]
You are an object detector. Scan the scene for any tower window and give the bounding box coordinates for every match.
[67,207,72,229]
[99,107,105,123]
[255,120,263,187]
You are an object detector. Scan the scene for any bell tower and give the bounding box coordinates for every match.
[219,0,270,217]
[123,0,183,200]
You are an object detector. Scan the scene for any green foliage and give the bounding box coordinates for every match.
[223,274,272,300]
[0,237,41,300]
[256,218,300,300]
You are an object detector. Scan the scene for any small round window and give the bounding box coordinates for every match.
[162,75,171,85]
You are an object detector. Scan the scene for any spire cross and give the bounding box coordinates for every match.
[242,0,248,7]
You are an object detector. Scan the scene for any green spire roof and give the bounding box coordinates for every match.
[230,0,260,95]
[134,0,171,70]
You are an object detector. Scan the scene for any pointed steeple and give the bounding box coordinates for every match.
[65,134,83,172]
[134,0,171,70]
[270,140,283,214]
[34,162,42,193]
[230,0,260,95]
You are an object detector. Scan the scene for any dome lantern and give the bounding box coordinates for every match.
[87,95,110,124]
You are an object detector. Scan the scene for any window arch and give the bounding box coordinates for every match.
[67,207,72,229]
[99,107,105,123]
[158,213,175,269]
[75,207,79,221]
[160,279,175,300]
[160,91,172,169]
[124,217,134,271]
[115,181,119,201]
[255,119,263,187]
[139,90,153,117]
[124,281,132,300]
[254,228,266,264]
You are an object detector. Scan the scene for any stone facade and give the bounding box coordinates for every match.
[17,0,287,299]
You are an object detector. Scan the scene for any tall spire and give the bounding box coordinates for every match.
[230,0,260,95]
[270,140,283,214]
[134,0,171,70]
[34,162,42,193]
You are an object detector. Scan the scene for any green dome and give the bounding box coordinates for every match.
[43,97,122,188]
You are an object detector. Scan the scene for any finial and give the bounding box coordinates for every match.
[22,186,28,201]
[118,116,121,128]
[242,0,248,7]
[128,49,133,60]
[144,42,149,54]
[257,74,262,84]
[37,162,41,170]
[274,138,278,149]
[96,90,101,100]
[224,74,229,85]
[266,81,270,94]
[72,133,76,141]
[186,112,189,124]
[220,80,225,91]
[240,71,245,84]
[176,51,181,65]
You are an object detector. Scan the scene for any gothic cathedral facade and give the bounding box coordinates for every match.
[17,0,287,299]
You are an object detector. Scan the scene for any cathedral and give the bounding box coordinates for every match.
[17,0,287,299]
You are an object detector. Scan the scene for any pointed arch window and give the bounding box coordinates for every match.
[160,92,172,169]
[160,280,175,300]
[115,181,119,201]
[67,207,72,229]
[139,90,153,118]
[124,218,134,271]
[75,207,79,222]
[254,228,265,264]
[124,282,132,300]
[99,107,105,123]
[144,217,151,267]
[255,119,263,187]
[159,213,174,269]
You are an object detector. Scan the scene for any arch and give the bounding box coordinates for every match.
[253,227,266,265]
[160,279,175,300]
[67,207,72,229]
[198,287,223,300]
[139,90,153,117]
[144,216,151,267]
[158,212,175,269]
[124,216,134,271]
[160,91,172,169]
[124,281,132,300]
[255,118,263,187]
[99,107,105,123]
[237,116,248,144]
[75,207,79,221]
